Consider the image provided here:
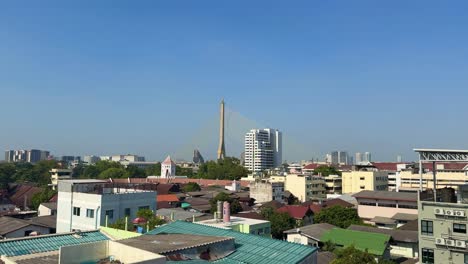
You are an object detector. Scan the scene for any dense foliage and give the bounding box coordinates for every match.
[31,188,57,209]
[0,160,60,188]
[331,246,376,264]
[182,182,201,192]
[209,192,242,214]
[313,206,363,228]
[197,157,248,180]
[260,206,295,239]
[313,165,342,176]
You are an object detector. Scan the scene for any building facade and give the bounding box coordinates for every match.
[50,168,73,190]
[285,174,326,202]
[324,175,342,194]
[244,128,282,173]
[342,168,388,194]
[5,149,50,163]
[56,180,157,233]
[353,190,418,221]
[331,151,349,165]
[161,156,176,178]
[249,180,284,204]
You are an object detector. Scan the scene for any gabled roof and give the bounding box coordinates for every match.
[391,213,418,222]
[348,225,418,243]
[398,219,418,231]
[0,230,109,257]
[303,164,320,170]
[162,156,176,165]
[323,198,354,208]
[284,223,336,241]
[29,215,57,229]
[371,162,405,171]
[277,205,312,220]
[370,216,397,225]
[260,200,284,210]
[39,202,57,210]
[0,217,32,235]
[232,212,266,221]
[320,228,390,256]
[157,194,180,203]
[147,221,317,264]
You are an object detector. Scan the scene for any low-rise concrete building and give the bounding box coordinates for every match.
[196,216,271,237]
[38,202,57,216]
[249,179,284,204]
[324,174,342,194]
[353,190,418,222]
[342,166,388,194]
[285,223,336,247]
[49,168,73,190]
[57,180,157,233]
[0,217,52,239]
[285,174,327,202]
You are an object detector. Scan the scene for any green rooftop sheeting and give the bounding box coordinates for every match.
[320,228,390,256]
[181,202,191,208]
[0,231,109,257]
[148,220,316,264]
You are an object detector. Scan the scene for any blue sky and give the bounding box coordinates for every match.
[1,1,468,162]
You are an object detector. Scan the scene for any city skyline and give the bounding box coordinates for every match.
[1,2,468,161]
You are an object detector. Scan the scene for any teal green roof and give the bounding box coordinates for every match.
[0,230,109,257]
[181,202,191,208]
[148,221,316,264]
[320,228,390,256]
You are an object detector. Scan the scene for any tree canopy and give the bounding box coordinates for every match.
[313,165,341,176]
[260,206,295,239]
[313,206,362,228]
[182,182,201,192]
[209,192,242,214]
[332,246,376,264]
[31,188,57,210]
[0,160,60,187]
[197,157,248,180]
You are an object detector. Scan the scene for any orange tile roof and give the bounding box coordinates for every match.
[157,194,179,202]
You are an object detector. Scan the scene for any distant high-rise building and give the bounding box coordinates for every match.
[397,155,402,163]
[193,149,204,164]
[331,151,349,165]
[5,149,50,163]
[244,128,282,173]
[363,152,371,163]
[84,155,101,164]
[355,152,362,164]
[240,151,245,166]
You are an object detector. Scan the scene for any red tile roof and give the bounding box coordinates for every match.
[157,194,180,203]
[277,205,312,220]
[323,198,354,208]
[371,162,405,171]
[309,204,322,214]
[422,162,468,171]
[9,185,44,209]
[303,164,320,170]
[48,194,58,202]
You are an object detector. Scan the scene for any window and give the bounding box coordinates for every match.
[421,248,434,264]
[73,207,80,216]
[360,177,365,180]
[105,210,114,220]
[124,208,131,217]
[454,223,467,233]
[86,209,94,218]
[421,220,433,236]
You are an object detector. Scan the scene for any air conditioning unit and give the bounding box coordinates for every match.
[434,208,445,215]
[454,210,466,217]
[456,240,467,248]
[446,239,455,247]
[435,238,446,245]
[445,210,454,216]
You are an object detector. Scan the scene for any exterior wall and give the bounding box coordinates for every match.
[38,205,55,216]
[299,251,317,264]
[419,201,468,264]
[357,200,417,220]
[100,191,156,227]
[244,128,282,172]
[324,175,342,194]
[390,242,418,259]
[108,241,165,264]
[59,241,108,264]
[285,174,326,202]
[286,233,319,247]
[342,171,388,194]
[249,181,284,203]
[4,225,51,238]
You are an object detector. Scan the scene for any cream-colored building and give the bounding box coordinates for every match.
[398,168,468,192]
[324,175,342,194]
[50,168,73,190]
[284,174,326,202]
[342,168,388,194]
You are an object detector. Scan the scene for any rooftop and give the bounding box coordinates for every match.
[347,225,418,243]
[353,190,417,202]
[370,216,397,225]
[320,228,391,256]
[148,221,317,264]
[197,216,270,229]
[156,208,205,221]
[0,230,109,257]
[284,223,336,240]
[157,194,180,203]
[391,213,418,222]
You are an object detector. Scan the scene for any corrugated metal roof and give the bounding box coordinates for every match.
[320,228,390,256]
[148,221,316,264]
[0,230,109,257]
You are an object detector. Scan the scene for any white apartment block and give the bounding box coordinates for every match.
[244,128,282,173]
[57,180,157,233]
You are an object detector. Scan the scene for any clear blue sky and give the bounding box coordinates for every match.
[1,1,468,162]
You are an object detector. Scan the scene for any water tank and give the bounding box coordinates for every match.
[439,187,456,203]
[223,201,231,223]
[217,201,223,220]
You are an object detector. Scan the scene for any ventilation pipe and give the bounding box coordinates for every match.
[223,201,230,223]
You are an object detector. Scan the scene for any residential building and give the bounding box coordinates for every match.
[38,202,57,216]
[371,162,411,191]
[244,128,282,173]
[418,188,468,264]
[277,205,314,226]
[56,180,157,233]
[353,190,418,222]
[49,168,73,190]
[285,174,327,202]
[83,155,100,164]
[324,174,342,194]
[120,160,159,169]
[342,165,388,194]
[0,217,52,239]
[4,149,50,163]
[249,179,284,204]
[348,225,418,259]
[285,223,336,247]
[196,216,272,237]
[109,154,145,162]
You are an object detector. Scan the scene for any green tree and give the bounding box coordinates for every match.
[98,168,126,179]
[109,217,130,230]
[145,163,161,176]
[0,163,16,189]
[314,206,362,228]
[31,188,57,210]
[197,157,248,180]
[125,165,146,178]
[314,165,341,176]
[209,192,242,214]
[322,241,337,252]
[182,182,201,192]
[332,246,376,264]
[260,206,295,239]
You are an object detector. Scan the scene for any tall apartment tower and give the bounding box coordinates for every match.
[331,151,349,165]
[355,152,362,164]
[217,99,226,160]
[244,128,282,173]
[363,152,371,163]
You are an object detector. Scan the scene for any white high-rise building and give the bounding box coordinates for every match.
[331,151,349,165]
[363,152,371,163]
[244,128,282,173]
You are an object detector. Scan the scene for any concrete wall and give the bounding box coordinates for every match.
[390,242,418,259]
[5,225,51,238]
[165,238,235,261]
[357,204,417,219]
[285,174,307,202]
[342,171,388,194]
[38,205,55,216]
[286,233,319,247]
[59,241,108,264]
[250,181,274,203]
